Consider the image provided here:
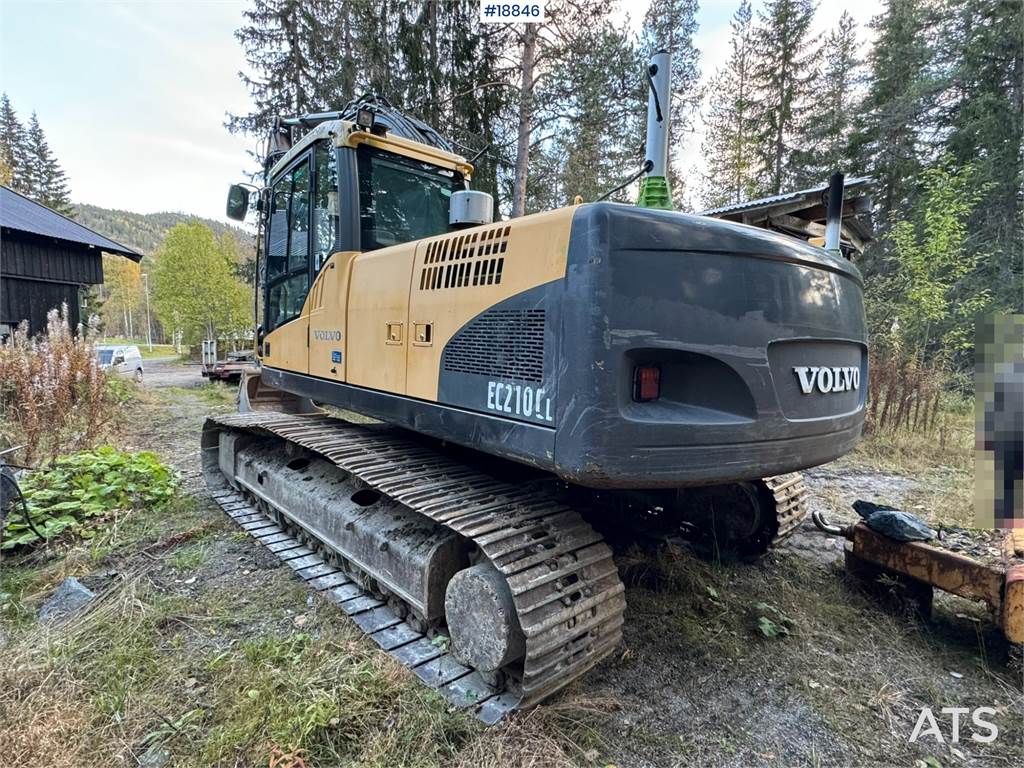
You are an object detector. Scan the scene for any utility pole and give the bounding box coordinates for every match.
[141,272,153,351]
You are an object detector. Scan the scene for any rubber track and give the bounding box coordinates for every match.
[203,411,626,723]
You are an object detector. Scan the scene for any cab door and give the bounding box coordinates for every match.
[306,141,352,381]
[261,154,312,373]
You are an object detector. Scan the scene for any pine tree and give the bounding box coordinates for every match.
[642,0,701,200]
[847,0,937,224]
[25,112,74,216]
[0,93,29,194]
[750,0,818,195]
[790,11,860,187]
[701,0,758,207]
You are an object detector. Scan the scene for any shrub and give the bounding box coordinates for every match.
[0,306,115,463]
[1,447,177,550]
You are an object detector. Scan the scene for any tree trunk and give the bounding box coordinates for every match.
[511,25,538,219]
[428,0,439,125]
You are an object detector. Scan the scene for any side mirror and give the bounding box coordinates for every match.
[227,184,250,221]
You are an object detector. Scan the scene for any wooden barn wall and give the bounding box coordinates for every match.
[0,231,104,285]
[0,276,81,334]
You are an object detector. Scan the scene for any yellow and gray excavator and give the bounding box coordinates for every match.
[204,52,867,722]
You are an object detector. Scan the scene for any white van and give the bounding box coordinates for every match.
[96,345,145,382]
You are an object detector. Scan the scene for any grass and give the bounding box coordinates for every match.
[100,338,178,360]
[0,540,611,768]
[836,406,978,527]
[1,388,1018,767]
[167,543,208,572]
[620,548,1022,766]
[164,382,238,407]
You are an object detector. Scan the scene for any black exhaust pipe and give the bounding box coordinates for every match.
[824,171,845,255]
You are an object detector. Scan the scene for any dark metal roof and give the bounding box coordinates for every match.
[698,177,873,218]
[698,177,875,254]
[0,185,143,261]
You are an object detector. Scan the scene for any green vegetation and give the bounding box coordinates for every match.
[99,339,177,359]
[74,203,254,261]
[165,382,238,407]
[2,447,177,549]
[0,93,72,214]
[151,222,252,346]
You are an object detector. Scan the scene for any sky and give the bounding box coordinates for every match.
[0,0,883,223]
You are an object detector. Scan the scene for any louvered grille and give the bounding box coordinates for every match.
[419,224,511,291]
[443,309,545,383]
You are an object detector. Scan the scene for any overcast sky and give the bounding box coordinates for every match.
[0,1,882,222]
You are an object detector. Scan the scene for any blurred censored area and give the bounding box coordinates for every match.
[975,314,1024,528]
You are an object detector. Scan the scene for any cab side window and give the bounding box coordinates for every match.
[312,142,338,271]
[265,157,311,331]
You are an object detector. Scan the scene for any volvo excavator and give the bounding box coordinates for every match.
[204,52,867,722]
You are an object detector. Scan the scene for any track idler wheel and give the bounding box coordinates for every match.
[445,563,526,673]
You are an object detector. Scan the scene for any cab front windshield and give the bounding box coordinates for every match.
[357,146,464,250]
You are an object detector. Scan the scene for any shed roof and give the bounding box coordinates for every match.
[699,177,875,254]
[699,177,873,218]
[0,185,143,261]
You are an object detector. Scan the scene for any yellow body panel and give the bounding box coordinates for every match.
[406,207,575,401]
[345,242,417,393]
[307,252,358,381]
[263,206,576,403]
[262,308,308,373]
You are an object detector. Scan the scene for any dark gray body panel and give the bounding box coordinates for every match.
[549,203,866,487]
[266,202,866,489]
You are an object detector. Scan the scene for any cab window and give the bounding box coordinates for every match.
[265,156,311,331]
[313,142,338,271]
[357,146,464,250]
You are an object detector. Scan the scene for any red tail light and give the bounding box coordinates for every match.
[633,365,661,402]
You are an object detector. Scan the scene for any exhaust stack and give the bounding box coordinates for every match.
[824,171,845,255]
[638,50,673,210]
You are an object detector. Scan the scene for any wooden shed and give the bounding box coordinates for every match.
[700,177,875,257]
[0,186,142,336]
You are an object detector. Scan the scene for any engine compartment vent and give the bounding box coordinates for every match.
[443,308,545,383]
[418,225,511,291]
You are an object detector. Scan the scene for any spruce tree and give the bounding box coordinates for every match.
[750,0,818,195]
[790,12,860,187]
[24,113,74,215]
[701,0,758,207]
[847,0,936,224]
[227,0,339,144]
[641,0,701,200]
[558,23,644,204]
[0,93,29,194]
[936,0,1023,313]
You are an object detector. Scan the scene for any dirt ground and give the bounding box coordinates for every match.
[3,359,1022,767]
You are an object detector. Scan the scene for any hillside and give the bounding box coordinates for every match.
[73,203,255,260]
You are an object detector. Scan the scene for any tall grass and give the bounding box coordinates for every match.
[0,306,114,463]
[865,350,947,435]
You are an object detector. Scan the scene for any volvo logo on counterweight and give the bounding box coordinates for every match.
[793,366,860,394]
[313,329,342,341]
